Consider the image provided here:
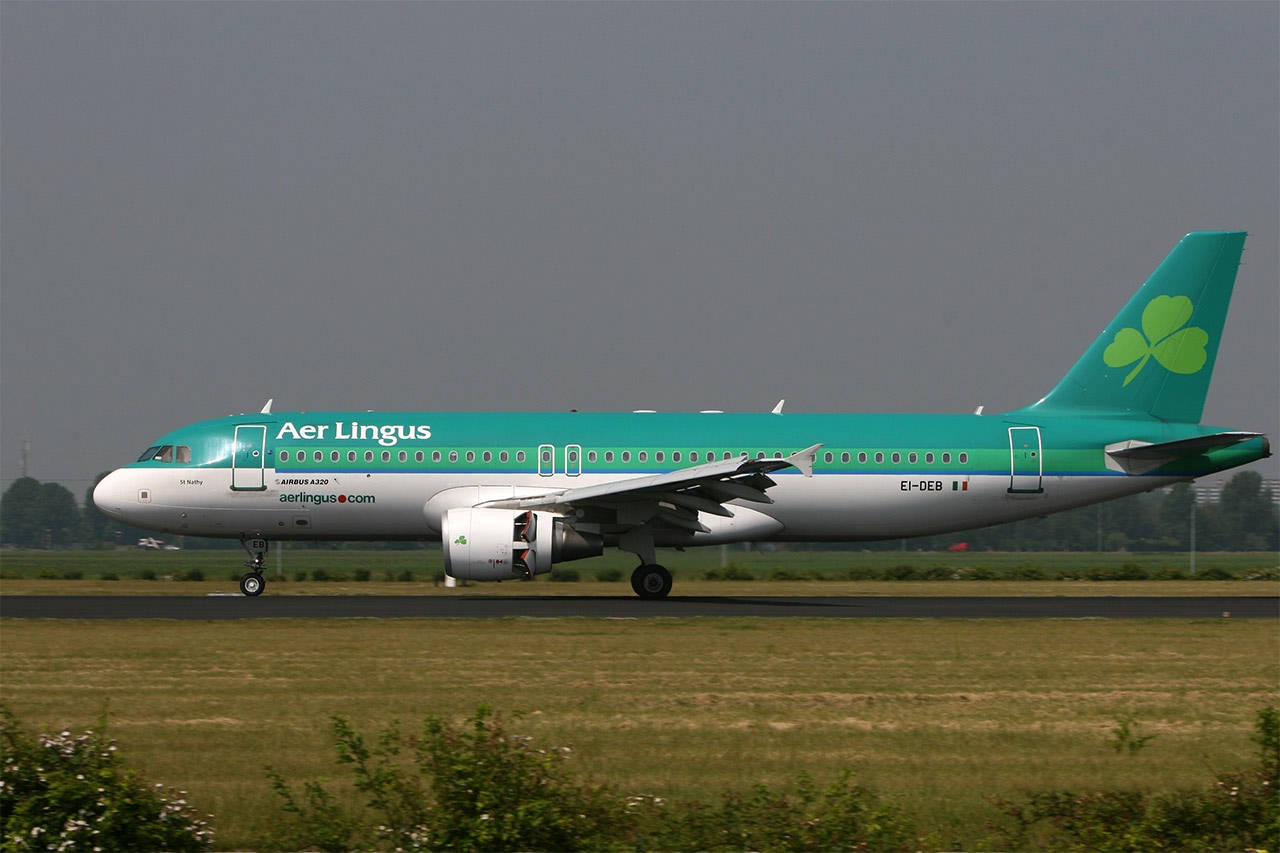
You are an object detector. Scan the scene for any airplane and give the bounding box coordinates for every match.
[93,231,1270,598]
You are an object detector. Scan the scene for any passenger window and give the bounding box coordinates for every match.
[724,452,734,460]
[465,451,475,462]
[690,452,699,462]
[433,451,442,463]
[858,452,867,464]
[381,451,391,462]
[842,452,851,464]
[925,452,935,464]
[449,451,458,463]
[399,450,408,462]
[958,452,968,464]
[499,451,509,463]
[516,451,526,463]
[908,452,918,464]
[621,451,631,463]
[942,452,952,464]
[824,452,834,463]
[365,451,374,462]
[280,450,290,462]
[874,452,884,463]
[348,451,357,462]
[638,451,647,462]
[587,451,597,463]
[313,451,323,463]
[891,452,901,464]
[331,451,340,463]
[604,451,614,462]
[482,451,492,463]
[655,451,664,463]
[672,451,681,462]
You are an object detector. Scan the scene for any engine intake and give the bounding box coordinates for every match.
[441,508,602,581]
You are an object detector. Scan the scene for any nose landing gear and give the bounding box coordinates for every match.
[239,536,268,597]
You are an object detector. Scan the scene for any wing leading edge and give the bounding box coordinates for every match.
[482,443,822,534]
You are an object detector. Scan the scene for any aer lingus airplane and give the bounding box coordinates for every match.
[94,231,1269,598]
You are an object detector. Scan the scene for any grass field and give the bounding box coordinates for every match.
[1,616,1277,849]
[1,547,1276,588]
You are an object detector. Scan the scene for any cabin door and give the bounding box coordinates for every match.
[1007,426,1044,494]
[232,425,268,491]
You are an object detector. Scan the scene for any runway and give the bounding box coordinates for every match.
[1,595,1276,620]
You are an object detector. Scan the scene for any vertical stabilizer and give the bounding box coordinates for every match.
[1020,231,1245,423]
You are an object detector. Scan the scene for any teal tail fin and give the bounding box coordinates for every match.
[1020,231,1246,423]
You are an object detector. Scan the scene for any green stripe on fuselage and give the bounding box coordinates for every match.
[124,410,1262,481]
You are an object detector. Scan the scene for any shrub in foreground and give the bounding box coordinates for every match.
[992,705,1279,851]
[0,704,213,852]
[269,707,915,851]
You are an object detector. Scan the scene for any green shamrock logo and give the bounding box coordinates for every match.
[1102,295,1209,386]
[453,535,467,546]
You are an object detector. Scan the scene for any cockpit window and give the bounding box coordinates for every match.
[136,445,191,463]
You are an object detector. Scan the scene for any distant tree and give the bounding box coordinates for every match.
[1218,471,1279,551]
[0,477,44,547]
[1158,483,1195,549]
[1,477,81,548]
[39,482,80,548]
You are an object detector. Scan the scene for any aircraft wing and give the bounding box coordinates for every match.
[482,444,822,533]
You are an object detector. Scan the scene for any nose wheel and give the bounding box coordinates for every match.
[238,536,269,597]
[239,571,266,597]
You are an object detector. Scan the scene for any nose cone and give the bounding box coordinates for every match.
[92,469,130,520]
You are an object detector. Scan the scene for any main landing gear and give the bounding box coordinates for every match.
[239,536,268,597]
[631,564,672,599]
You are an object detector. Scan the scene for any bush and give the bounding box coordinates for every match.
[594,568,623,583]
[550,567,580,582]
[992,706,1279,851]
[269,707,618,852]
[354,569,371,582]
[180,569,204,582]
[270,707,916,852]
[0,704,213,852]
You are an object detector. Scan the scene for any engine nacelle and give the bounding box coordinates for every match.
[441,508,602,581]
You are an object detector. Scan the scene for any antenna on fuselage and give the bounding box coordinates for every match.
[260,399,274,414]
[771,399,786,415]
[973,404,984,415]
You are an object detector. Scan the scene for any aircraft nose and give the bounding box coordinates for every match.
[92,469,130,520]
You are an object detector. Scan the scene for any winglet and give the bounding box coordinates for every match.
[771,399,786,415]
[260,398,274,414]
[786,444,822,478]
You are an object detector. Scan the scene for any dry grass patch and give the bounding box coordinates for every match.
[1,617,1276,849]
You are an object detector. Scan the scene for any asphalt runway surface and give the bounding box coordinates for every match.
[1,595,1276,620]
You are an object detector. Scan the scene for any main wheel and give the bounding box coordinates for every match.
[239,572,266,597]
[630,564,672,599]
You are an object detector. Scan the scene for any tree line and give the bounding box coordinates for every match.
[1,470,1276,552]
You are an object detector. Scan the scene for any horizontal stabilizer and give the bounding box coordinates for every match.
[1105,431,1263,474]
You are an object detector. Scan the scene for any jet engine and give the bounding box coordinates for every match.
[441,508,602,581]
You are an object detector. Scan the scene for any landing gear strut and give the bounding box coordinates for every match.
[631,564,672,599]
[239,536,268,597]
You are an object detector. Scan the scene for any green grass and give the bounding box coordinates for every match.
[1,546,1276,584]
[1,618,1276,849]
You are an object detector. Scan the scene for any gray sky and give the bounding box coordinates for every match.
[3,0,1277,497]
